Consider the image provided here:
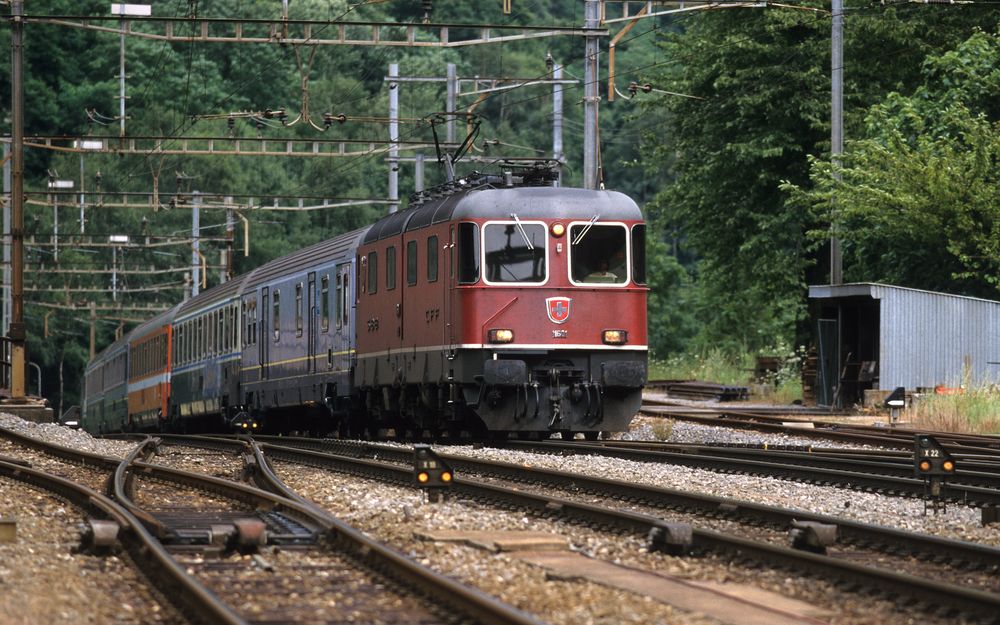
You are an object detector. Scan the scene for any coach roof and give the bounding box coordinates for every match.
[241,226,369,291]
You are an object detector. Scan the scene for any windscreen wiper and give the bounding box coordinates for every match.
[572,214,600,245]
[510,212,534,250]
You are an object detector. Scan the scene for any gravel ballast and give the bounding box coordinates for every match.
[2,411,998,625]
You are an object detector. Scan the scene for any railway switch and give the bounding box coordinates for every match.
[647,522,692,555]
[413,444,453,503]
[914,435,956,514]
[789,520,837,554]
[78,519,120,555]
[233,518,268,553]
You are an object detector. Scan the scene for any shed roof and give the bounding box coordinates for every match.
[809,282,1000,306]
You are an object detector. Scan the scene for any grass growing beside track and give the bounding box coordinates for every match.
[649,350,1000,434]
[908,387,1000,434]
[649,349,803,405]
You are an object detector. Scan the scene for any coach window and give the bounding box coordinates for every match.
[368,251,378,294]
[457,223,480,284]
[321,276,330,331]
[631,224,647,285]
[427,235,439,283]
[218,310,225,352]
[251,301,258,345]
[273,290,281,341]
[569,223,628,285]
[341,273,350,328]
[406,240,418,286]
[209,312,216,356]
[230,304,238,350]
[483,222,546,283]
[386,246,396,291]
[196,317,204,358]
[335,274,343,329]
[175,326,182,364]
[295,283,304,337]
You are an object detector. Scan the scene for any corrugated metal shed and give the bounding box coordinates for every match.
[808,283,1000,405]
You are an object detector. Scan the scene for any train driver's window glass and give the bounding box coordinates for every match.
[484,222,546,283]
[631,224,647,285]
[427,235,438,283]
[570,223,628,284]
[457,222,480,284]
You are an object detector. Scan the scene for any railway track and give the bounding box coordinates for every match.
[490,438,1000,508]
[160,434,1000,623]
[641,401,1000,454]
[0,426,546,625]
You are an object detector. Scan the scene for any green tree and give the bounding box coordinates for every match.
[787,29,1000,298]
[639,5,996,354]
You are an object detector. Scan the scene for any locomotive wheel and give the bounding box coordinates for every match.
[583,431,600,441]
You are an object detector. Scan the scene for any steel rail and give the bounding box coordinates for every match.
[501,439,1000,492]
[495,438,1000,506]
[641,405,1000,454]
[254,437,1000,571]
[255,440,1000,622]
[0,455,249,625]
[0,424,121,470]
[125,436,550,625]
[244,440,549,625]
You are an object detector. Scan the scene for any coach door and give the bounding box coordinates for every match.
[260,287,269,380]
[334,263,351,374]
[308,272,316,374]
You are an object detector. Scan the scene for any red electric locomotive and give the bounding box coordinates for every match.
[354,175,647,438]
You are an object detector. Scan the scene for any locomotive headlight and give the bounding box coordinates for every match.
[550,223,565,237]
[602,329,628,345]
[488,329,514,343]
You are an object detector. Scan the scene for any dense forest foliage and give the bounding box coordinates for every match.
[1,1,998,412]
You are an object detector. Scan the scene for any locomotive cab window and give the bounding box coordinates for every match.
[631,224,647,285]
[457,222,480,284]
[569,223,628,285]
[483,221,547,284]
